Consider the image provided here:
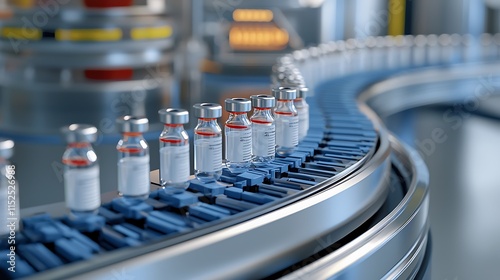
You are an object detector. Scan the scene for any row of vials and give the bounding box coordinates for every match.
[57,86,309,219]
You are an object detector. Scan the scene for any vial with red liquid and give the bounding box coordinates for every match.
[295,86,310,141]
[61,124,101,218]
[193,103,223,182]
[250,95,276,165]
[273,87,299,157]
[159,108,190,189]
[225,98,252,173]
[116,116,150,202]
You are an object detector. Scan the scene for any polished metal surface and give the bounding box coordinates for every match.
[250,94,275,108]
[116,116,149,133]
[158,108,189,124]
[61,124,98,143]
[273,87,297,100]
[225,98,252,112]
[297,87,309,98]
[192,103,222,118]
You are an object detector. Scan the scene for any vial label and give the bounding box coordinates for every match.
[226,128,252,162]
[195,136,222,172]
[298,109,309,140]
[276,116,299,147]
[118,156,150,196]
[160,145,190,184]
[252,123,275,157]
[64,165,101,211]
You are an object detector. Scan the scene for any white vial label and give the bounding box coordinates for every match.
[298,108,309,140]
[276,116,299,147]
[64,165,101,211]
[226,128,252,162]
[195,136,222,172]
[160,145,190,184]
[252,123,275,157]
[118,156,150,196]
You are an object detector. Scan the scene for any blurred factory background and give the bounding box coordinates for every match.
[1,0,500,279]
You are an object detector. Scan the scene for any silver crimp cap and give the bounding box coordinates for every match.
[159,108,189,124]
[193,103,222,118]
[116,116,149,133]
[297,87,309,99]
[250,95,275,108]
[272,87,297,100]
[0,138,14,159]
[61,124,98,143]
[225,98,251,112]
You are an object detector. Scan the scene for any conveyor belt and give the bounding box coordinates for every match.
[0,69,389,279]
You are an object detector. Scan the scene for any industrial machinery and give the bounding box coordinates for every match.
[1,0,500,279]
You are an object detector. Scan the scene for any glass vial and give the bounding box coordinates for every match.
[225,98,252,173]
[61,124,100,218]
[116,116,150,201]
[193,103,223,182]
[295,87,310,141]
[159,108,190,189]
[273,87,299,157]
[250,95,276,165]
[0,139,16,235]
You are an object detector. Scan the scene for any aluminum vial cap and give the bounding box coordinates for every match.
[116,116,149,133]
[297,87,309,98]
[193,103,222,118]
[225,98,251,112]
[61,124,98,143]
[159,108,189,124]
[251,95,275,108]
[272,87,297,100]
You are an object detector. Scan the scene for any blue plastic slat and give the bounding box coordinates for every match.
[215,195,259,211]
[145,216,190,234]
[54,239,93,262]
[236,172,265,186]
[241,192,277,205]
[113,225,141,240]
[188,204,229,221]
[99,208,125,225]
[158,190,199,208]
[225,187,243,200]
[0,251,36,278]
[18,243,64,271]
[188,180,226,196]
[111,198,154,220]
[199,203,232,215]
[149,211,189,227]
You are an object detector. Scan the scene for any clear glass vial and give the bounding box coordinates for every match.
[159,108,190,189]
[61,124,101,218]
[272,87,299,157]
[225,98,252,173]
[294,86,310,141]
[250,95,276,165]
[116,116,150,202]
[0,139,16,234]
[193,103,223,182]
